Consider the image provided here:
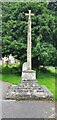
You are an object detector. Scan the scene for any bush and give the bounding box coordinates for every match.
[2,64,22,75]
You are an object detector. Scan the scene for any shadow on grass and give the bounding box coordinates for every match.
[37,67,57,77]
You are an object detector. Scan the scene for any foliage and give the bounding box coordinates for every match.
[2,2,57,67]
[2,64,22,75]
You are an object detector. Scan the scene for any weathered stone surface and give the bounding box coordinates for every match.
[22,70,36,80]
[5,79,53,100]
[22,62,28,71]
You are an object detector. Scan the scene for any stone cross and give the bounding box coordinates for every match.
[25,10,34,70]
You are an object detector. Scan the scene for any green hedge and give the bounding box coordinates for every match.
[2,64,22,75]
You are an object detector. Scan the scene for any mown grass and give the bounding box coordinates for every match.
[0,74,2,80]
[2,74,21,85]
[37,68,55,100]
[0,66,57,100]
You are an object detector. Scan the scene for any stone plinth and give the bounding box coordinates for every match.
[22,70,36,80]
[5,79,53,100]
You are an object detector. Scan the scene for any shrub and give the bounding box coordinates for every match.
[2,64,22,75]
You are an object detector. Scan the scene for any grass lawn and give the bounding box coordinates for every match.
[0,66,57,100]
[0,74,2,80]
[37,67,55,100]
[2,74,21,85]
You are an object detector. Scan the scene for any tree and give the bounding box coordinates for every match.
[2,2,57,67]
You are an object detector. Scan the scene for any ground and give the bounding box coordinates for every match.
[0,66,57,119]
[1,66,56,100]
[0,81,56,119]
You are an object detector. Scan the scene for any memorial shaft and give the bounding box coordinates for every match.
[27,10,31,70]
[25,10,34,70]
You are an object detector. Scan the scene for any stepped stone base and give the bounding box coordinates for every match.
[5,79,53,100]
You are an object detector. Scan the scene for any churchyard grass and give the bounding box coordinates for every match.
[37,67,55,100]
[1,66,57,100]
[2,74,21,85]
[0,74,2,80]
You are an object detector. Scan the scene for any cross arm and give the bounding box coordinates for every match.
[31,14,34,16]
[25,13,29,16]
[25,13,34,16]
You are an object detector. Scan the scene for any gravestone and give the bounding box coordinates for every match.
[3,56,7,64]
[9,54,15,64]
[5,10,53,100]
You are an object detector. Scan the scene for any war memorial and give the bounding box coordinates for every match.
[6,10,53,100]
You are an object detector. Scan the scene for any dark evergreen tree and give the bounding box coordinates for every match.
[2,2,57,67]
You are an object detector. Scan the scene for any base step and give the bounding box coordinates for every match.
[5,79,53,100]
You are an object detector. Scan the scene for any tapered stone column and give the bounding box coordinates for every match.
[25,10,34,70]
[22,10,36,80]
